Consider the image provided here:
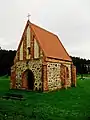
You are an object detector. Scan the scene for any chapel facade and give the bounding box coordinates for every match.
[10,20,76,91]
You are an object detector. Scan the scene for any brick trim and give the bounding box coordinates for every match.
[71,65,76,87]
[42,64,48,91]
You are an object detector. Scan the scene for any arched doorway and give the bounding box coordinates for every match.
[22,69,34,90]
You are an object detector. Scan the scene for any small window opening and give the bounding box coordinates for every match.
[33,35,35,40]
[28,47,31,54]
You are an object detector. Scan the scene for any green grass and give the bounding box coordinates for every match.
[0,76,90,120]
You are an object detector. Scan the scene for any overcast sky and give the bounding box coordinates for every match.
[0,0,90,59]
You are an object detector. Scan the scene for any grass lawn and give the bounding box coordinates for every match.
[0,76,90,120]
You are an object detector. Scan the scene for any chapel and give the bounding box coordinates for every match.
[10,20,76,91]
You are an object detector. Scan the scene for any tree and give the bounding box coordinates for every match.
[0,49,16,76]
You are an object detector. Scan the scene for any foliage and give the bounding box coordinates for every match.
[0,49,16,76]
[0,76,90,120]
[71,56,90,74]
[0,49,90,76]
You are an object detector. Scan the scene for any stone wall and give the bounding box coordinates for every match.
[47,62,61,91]
[47,61,72,91]
[11,59,73,91]
[11,59,42,91]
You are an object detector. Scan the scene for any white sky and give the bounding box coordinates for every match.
[0,0,90,59]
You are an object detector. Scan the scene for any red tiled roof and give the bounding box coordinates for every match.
[31,22,72,62]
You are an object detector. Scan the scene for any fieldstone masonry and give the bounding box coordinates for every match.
[47,62,61,91]
[10,20,76,92]
[11,59,42,90]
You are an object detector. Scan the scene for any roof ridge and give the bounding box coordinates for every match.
[31,22,57,37]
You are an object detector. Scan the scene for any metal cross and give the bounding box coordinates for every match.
[27,13,31,20]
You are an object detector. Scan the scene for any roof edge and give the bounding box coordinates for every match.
[46,56,72,62]
[16,20,30,51]
[56,35,72,61]
[31,22,57,37]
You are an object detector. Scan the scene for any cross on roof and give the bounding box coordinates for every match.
[27,13,31,21]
